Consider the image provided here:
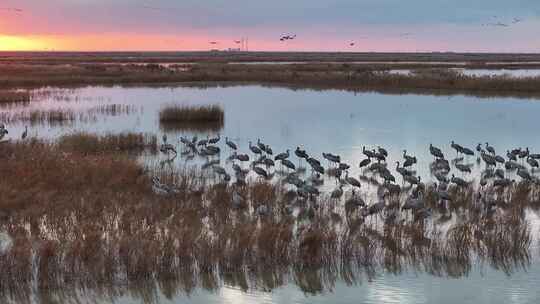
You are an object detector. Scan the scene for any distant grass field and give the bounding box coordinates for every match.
[0,52,540,97]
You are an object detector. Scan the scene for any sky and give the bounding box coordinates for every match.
[0,0,539,52]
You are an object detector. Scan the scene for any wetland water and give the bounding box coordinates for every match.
[5,85,540,183]
[2,85,540,303]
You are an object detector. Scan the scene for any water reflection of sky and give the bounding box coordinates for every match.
[4,85,540,304]
[109,262,540,304]
[3,85,540,189]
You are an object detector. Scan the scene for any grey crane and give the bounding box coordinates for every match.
[434,183,452,206]
[197,136,209,146]
[368,199,386,219]
[402,193,425,217]
[455,163,471,173]
[265,145,273,156]
[495,168,505,179]
[403,150,417,165]
[160,143,177,156]
[21,126,27,140]
[208,134,220,144]
[301,184,320,197]
[377,146,388,158]
[530,153,540,160]
[430,144,444,159]
[236,153,250,162]
[507,150,517,161]
[493,178,514,188]
[249,141,262,156]
[403,157,415,168]
[373,150,386,163]
[275,149,290,161]
[206,145,220,154]
[345,190,366,208]
[253,166,269,179]
[322,152,340,165]
[363,146,376,159]
[451,174,468,188]
[403,175,420,186]
[345,171,361,189]
[451,141,464,155]
[256,138,266,151]
[462,147,474,157]
[519,148,530,162]
[307,157,321,167]
[359,158,371,169]
[476,143,484,154]
[281,159,296,171]
[481,151,497,167]
[312,163,325,175]
[527,156,539,169]
[396,161,413,177]
[517,168,532,181]
[485,142,495,155]
[0,126,8,140]
[339,163,350,171]
[225,137,238,151]
[263,157,275,167]
[331,184,344,200]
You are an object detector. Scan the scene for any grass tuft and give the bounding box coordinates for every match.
[159,104,224,123]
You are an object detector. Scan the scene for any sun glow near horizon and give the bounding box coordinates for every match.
[0,35,58,51]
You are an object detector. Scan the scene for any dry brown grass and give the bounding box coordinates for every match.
[159,121,224,132]
[87,104,139,116]
[57,132,157,154]
[0,109,79,126]
[0,105,139,126]
[1,62,540,98]
[159,104,224,123]
[0,90,30,103]
[0,138,540,303]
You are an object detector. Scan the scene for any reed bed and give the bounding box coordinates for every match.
[0,109,80,126]
[86,104,140,116]
[0,90,30,104]
[159,104,224,123]
[159,120,224,132]
[0,105,139,126]
[1,62,540,98]
[57,132,157,154]
[0,139,539,303]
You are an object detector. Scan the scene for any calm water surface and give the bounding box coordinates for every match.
[2,85,540,303]
[5,85,540,182]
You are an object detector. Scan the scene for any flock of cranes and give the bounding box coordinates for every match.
[3,121,538,222]
[154,133,540,220]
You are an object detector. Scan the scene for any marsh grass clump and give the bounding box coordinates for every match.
[57,132,157,154]
[87,104,139,116]
[0,90,30,104]
[159,104,224,123]
[159,120,224,132]
[0,109,79,126]
[3,138,540,303]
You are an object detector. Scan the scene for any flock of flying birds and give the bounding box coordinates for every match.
[153,132,540,220]
[208,14,524,48]
[481,16,523,27]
